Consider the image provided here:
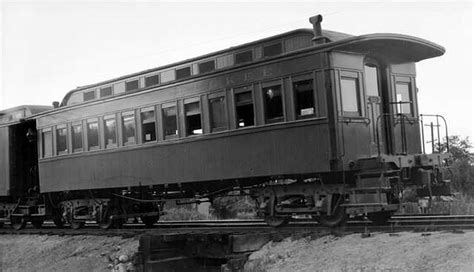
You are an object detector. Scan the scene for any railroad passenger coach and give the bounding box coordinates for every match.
[2,14,451,229]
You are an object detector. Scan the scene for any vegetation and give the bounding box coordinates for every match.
[210,195,257,219]
[160,207,208,221]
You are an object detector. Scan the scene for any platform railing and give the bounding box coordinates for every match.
[419,114,449,154]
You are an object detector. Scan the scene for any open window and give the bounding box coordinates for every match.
[163,104,178,139]
[185,100,202,136]
[235,87,254,128]
[294,79,315,118]
[141,107,156,142]
[263,84,284,123]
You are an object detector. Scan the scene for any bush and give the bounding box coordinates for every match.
[210,195,257,219]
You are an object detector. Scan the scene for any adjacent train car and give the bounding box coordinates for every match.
[0,105,51,228]
[3,14,451,229]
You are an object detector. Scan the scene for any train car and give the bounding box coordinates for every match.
[0,105,51,228]
[7,14,451,229]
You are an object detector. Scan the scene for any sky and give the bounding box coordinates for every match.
[0,1,472,142]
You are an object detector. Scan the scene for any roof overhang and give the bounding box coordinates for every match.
[328,33,445,63]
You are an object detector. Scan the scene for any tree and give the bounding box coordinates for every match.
[437,136,474,195]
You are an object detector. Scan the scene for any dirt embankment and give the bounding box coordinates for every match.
[245,231,474,272]
[0,235,138,272]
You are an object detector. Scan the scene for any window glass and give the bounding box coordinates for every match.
[141,109,156,142]
[209,96,226,131]
[235,50,253,64]
[56,127,67,154]
[104,117,117,148]
[83,90,96,101]
[100,87,113,97]
[42,129,53,158]
[72,124,83,152]
[263,43,282,57]
[163,106,178,138]
[294,79,315,117]
[263,85,283,122]
[396,82,412,115]
[341,77,361,115]
[126,80,139,92]
[364,65,379,96]
[176,67,191,80]
[122,114,136,145]
[185,101,202,135]
[87,121,99,150]
[145,75,159,87]
[235,91,254,128]
[199,60,216,74]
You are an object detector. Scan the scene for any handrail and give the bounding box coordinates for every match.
[375,113,415,156]
[419,114,449,154]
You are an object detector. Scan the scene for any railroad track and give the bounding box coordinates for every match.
[1,215,474,237]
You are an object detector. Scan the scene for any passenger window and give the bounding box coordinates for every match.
[83,90,96,101]
[100,86,113,98]
[235,90,254,128]
[104,116,117,148]
[185,101,202,136]
[72,124,83,152]
[209,96,226,132]
[199,60,216,74]
[42,128,53,158]
[162,105,178,138]
[87,121,99,150]
[341,77,361,116]
[263,85,284,122]
[395,82,412,115]
[294,79,315,118]
[263,43,282,58]
[145,75,159,87]
[126,80,139,92]
[176,67,191,80]
[235,50,253,64]
[141,108,156,142]
[56,126,68,154]
[122,113,136,145]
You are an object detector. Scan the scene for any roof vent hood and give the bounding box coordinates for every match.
[309,14,329,44]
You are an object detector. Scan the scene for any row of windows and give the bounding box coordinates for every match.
[68,34,314,106]
[41,76,318,158]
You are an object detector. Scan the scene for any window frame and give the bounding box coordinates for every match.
[184,98,203,136]
[293,75,317,119]
[208,92,228,132]
[262,81,285,123]
[100,86,113,98]
[121,111,136,146]
[71,122,83,153]
[86,119,100,151]
[340,71,363,117]
[144,74,160,88]
[103,114,118,149]
[162,103,179,140]
[125,79,139,92]
[83,90,96,101]
[234,86,255,128]
[41,127,53,158]
[140,106,157,143]
[394,77,414,117]
[234,49,254,64]
[55,124,68,155]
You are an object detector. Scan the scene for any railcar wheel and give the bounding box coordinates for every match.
[264,216,289,227]
[141,216,159,228]
[31,218,44,228]
[11,216,26,230]
[318,205,347,227]
[367,211,393,225]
